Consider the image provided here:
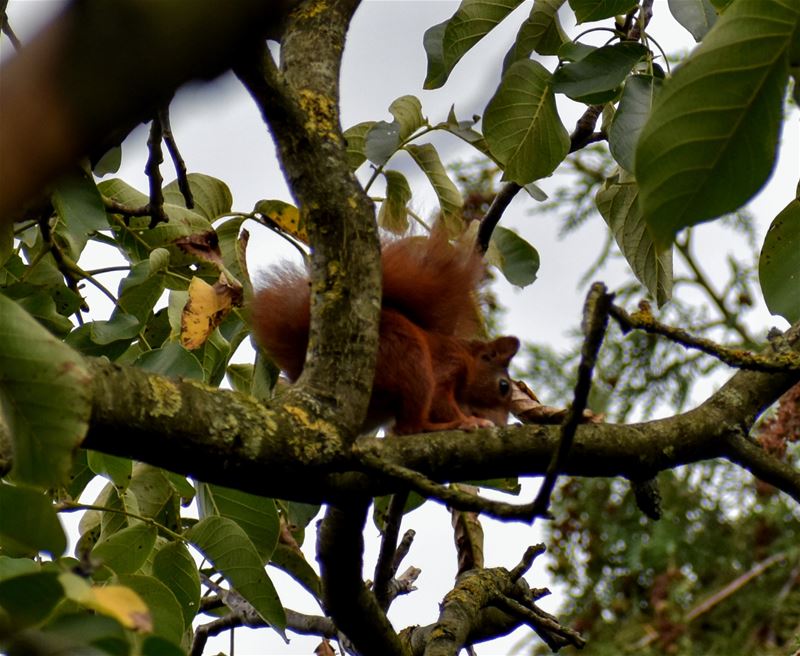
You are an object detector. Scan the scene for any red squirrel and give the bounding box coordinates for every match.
[251,233,519,434]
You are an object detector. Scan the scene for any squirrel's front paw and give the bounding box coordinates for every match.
[459,417,495,431]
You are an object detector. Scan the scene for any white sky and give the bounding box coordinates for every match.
[4,1,799,654]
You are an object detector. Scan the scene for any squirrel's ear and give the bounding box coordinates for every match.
[491,336,520,365]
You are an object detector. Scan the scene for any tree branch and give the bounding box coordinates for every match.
[317,499,406,656]
[610,302,800,372]
[55,331,799,507]
[234,0,381,440]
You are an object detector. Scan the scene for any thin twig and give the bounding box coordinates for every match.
[373,489,410,610]
[0,3,22,51]
[509,544,546,582]
[476,182,521,253]
[158,105,194,209]
[145,113,168,229]
[103,197,151,219]
[356,447,549,521]
[531,282,612,517]
[494,595,585,651]
[611,303,800,372]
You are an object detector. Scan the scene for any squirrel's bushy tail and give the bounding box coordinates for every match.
[251,264,310,382]
[252,233,484,381]
[381,232,484,337]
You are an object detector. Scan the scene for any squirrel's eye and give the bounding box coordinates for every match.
[498,379,510,395]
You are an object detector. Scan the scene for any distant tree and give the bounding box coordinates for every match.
[0,1,798,655]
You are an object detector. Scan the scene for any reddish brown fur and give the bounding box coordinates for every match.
[251,235,519,434]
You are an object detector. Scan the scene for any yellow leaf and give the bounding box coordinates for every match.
[180,276,241,350]
[59,574,152,633]
[88,585,153,632]
[255,199,308,243]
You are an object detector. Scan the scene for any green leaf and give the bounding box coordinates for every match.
[0,556,39,581]
[87,451,133,490]
[270,543,322,600]
[668,0,718,42]
[197,328,231,386]
[226,363,254,394]
[557,41,596,62]
[149,248,171,275]
[90,312,141,345]
[365,121,400,166]
[92,524,157,575]
[422,20,449,89]
[759,199,800,323]
[134,342,204,380]
[186,516,286,634]
[405,143,464,232]
[0,294,91,488]
[504,0,567,67]
[251,350,279,402]
[378,170,412,234]
[66,450,97,502]
[0,571,63,629]
[196,483,280,563]
[489,226,540,287]
[142,635,186,656]
[523,181,548,201]
[568,0,638,23]
[284,501,321,533]
[15,292,74,337]
[117,261,166,324]
[636,0,799,247]
[596,174,673,306]
[128,464,181,529]
[163,471,196,502]
[93,145,122,176]
[118,574,184,643]
[42,613,128,654]
[101,179,215,266]
[441,0,525,76]
[65,323,132,360]
[608,75,663,172]
[152,542,200,629]
[389,95,425,140]
[343,121,376,170]
[483,59,570,185]
[0,484,66,557]
[163,173,232,221]
[440,107,493,160]
[553,42,648,104]
[98,177,148,207]
[52,169,109,256]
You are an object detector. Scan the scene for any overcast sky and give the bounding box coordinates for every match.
[4,1,800,654]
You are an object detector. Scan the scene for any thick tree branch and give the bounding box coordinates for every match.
[318,499,406,656]
[61,329,800,507]
[0,0,296,220]
[406,549,583,655]
[235,0,381,440]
